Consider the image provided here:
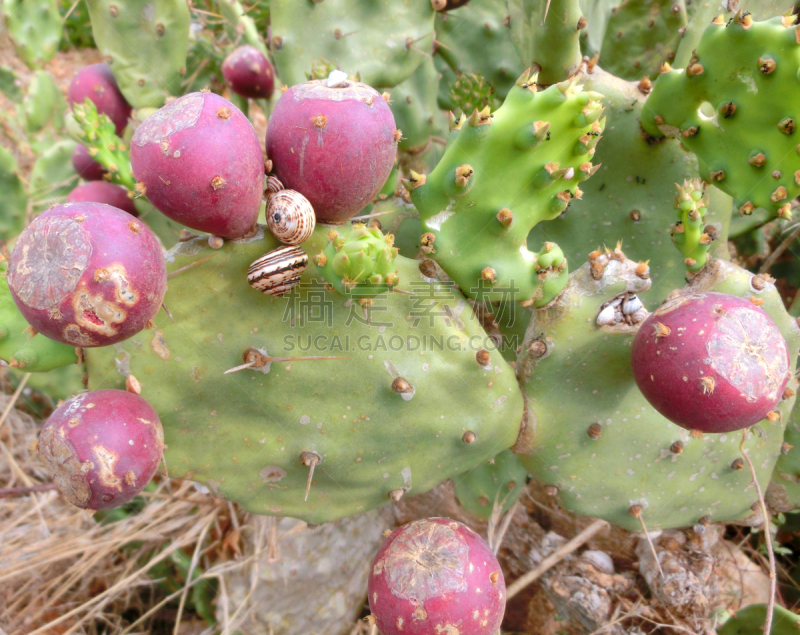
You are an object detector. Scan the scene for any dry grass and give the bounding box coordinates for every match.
[0,384,266,635]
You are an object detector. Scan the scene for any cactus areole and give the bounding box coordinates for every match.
[7,202,166,347]
[631,292,791,433]
[265,77,399,224]
[38,389,164,510]
[368,518,506,635]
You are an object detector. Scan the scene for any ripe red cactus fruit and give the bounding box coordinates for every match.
[67,181,138,217]
[72,144,108,181]
[368,518,506,635]
[265,77,399,224]
[6,202,166,347]
[221,45,275,99]
[631,292,791,433]
[67,64,132,136]
[37,389,164,510]
[130,91,264,239]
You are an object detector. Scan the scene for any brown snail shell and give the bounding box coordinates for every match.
[267,189,315,245]
[265,175,284,199]
[248,245,307,296]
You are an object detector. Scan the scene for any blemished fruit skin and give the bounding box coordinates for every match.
[6,202,166,347]
[265,78,399,224]
[221,45,275,99]
[72,144,107,181]
[631,292,791,433]
[368,518,506,635]
[67,181,138,217]
[37,389,164,510]
[130,91,264,238]
[67,63,132,136]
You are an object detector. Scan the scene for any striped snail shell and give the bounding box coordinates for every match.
[267,189,316,245]
[248,245,308,296]
[265,175,284,198]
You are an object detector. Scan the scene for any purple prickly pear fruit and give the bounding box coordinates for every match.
[265,78,399,224]
[67,64,132,136]
[7,202,166,347]
[221,45,275,100]
[72,145,108,181]
[130,92,264,239]
[37,389,164,510]
[67,181,139,217]
[631,292,791,433]
[368,518,506,635]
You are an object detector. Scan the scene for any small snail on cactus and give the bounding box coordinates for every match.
[267,189,316,246]
[265,175,284,199]
[248,245,308,296]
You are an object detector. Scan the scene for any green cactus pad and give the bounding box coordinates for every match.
[270,0,435,89]
[528,67,732,306]
[0,270,78,372]
[29,139,78,211]
[642,14,800,222]
[508,0,584,85]
[85,225,524,524]
[454,448,529,519]
[435,0,523,103]
[598,0,688,80]
[410,72,605,305]
[717,604,800,635]
[0,148,28,241]
[23,70,66,134]
[1,0,62,69]
[86,0,190,109]
[314,223,400,299]
[515,255,799,532]
[389,56,447,153]
[768,396,800,513]
[217,0,268,56]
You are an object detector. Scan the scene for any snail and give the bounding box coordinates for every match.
[265,175,284,199]
[267,189,316,245]
[247,245,308,296]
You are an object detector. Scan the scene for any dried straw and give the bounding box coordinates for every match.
[0,389,263,635]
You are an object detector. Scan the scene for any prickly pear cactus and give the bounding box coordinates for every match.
[389,56,447,153]
[435,0,523,103]
[23,70,66,134]
[514,254,800,532]
[86,0,190,108]
[671,178,714,273]
[642,14,800,222]
[508,0,585,85]
[717,604,800,635]
[598,0,688,80]
[314,224,400,299]
[1,0,62,68]
[270,0,436,88]
[528,66,732,304]
[410,71,604,306]
[85,226,524,524]
[454,449,529,519]
[0,149,27,241]
[29,139,77,210]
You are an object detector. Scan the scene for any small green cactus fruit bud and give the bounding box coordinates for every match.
[671,179,711,273]
[316,223,399,299]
